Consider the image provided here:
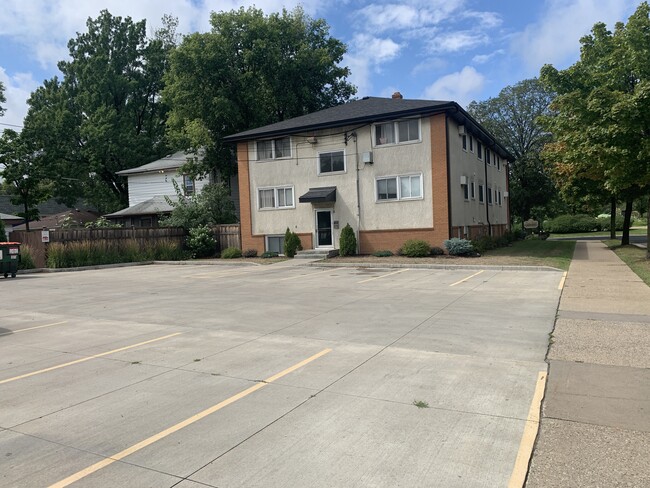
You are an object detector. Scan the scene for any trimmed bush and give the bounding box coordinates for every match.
[261,251,279,258]
[472,235,498,254]
[187,225,216,258]
[596,215,625,232]
[545,214,599,234]
[444,238,475,256]
[372,250,393,257]
[18,244,35,269]
[221,247,242,259]
[283,228,302,258]
[243,249,258,258]
[401,239,432,257]
[430,246,445,256]
[339,224,357,256]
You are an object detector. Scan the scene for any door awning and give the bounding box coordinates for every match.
[298,186,336,203]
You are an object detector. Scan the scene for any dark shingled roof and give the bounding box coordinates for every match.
[104,196,178,218]
[117,151,202,176]
[0,196,94,217]
[223,96,514,161]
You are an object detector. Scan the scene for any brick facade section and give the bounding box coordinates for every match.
[452,224,509,240]
[360,228,441,254]
[237,143,265,253]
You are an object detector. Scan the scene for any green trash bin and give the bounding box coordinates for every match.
[0,242,20,278]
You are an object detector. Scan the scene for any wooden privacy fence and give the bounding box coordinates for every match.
[9,224,241,268]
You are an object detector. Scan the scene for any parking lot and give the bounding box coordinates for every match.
[1,262,563,487]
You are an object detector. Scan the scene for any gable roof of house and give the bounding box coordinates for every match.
[12,209,101,231]
[0,196,92,217]
[116,151,202,176]
[223,96,514,160]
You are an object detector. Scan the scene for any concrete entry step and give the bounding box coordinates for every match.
[294,249,338,259]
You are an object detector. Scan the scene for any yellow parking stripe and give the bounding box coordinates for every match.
[358,268,410,284]
[0,333,181,385]
[508,370,547,488]
[0,321,68,337]
[49,348,332,488]
[449,270,484,287]
[558,272,567,290]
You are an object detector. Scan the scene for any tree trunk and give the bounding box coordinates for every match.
[621,197,633,245]
[24,199,30,232]
[610,197,616,240]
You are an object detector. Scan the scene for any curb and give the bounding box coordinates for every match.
[17,261,155,274]
[305,261,564,272]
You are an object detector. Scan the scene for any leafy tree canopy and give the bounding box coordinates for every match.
[22,10,177,212]
[0,80,6,117]
[540,2,650,246]
[467,78,557,223]
[163,6,356,178]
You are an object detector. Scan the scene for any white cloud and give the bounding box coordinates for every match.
[460,10,502,28]
[344,33,401,96]
[512,0,639,72]
[355,1,465,33]
[0,68,39,130]
[427,31,488,53]
[421,66,484,107]
[472,49,505,65]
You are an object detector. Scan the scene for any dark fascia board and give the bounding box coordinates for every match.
[223,101,514,162]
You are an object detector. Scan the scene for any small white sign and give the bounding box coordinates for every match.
[41,230,50,243]
[523,219,539,229]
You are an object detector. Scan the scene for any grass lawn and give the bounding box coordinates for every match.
[550,227,647,239]
[327,239,576,271]
[604,240,650,286]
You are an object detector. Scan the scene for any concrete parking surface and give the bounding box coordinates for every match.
[0,263,563,487]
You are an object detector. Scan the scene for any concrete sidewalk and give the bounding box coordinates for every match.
[526,241,650,487]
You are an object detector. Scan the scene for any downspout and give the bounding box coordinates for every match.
[483,147,491,236]
[354,133,361,254]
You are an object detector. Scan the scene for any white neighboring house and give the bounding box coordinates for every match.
[105,151,215,227]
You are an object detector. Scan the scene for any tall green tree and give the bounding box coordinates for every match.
[22,10,176,212]
[163,6,356,178]
[0,80,6,117]
[540,2,650,249]
[467,79,557,225]
[0,130,52,230]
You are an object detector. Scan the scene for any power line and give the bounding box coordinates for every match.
[0,122,24,128]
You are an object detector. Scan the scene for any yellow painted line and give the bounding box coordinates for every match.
[49,348,332,488]
[0,321,67,337]
[449,270,485,287]
[358,268,410,284]
[508,370,547,488]
[278,268,347,281]
[0,333,181,385]
[558,271,567,290]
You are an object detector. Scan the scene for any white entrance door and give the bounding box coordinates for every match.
[315,210,333,248]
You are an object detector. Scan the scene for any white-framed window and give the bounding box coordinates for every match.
[486,150,491,165]
[376,173,423,201]
[183,175,195,195]
[469,136,474,152]
[318,150,345,174]
[498,189,502,206]
[462,134,467,151]
[477,141,483,160]
[266,235,285,254]
[471,180,476,200]
[256,137,291,160]
[497,156,501,171]
[462,182,469,200]
[374,119,420,146]
[258,186,294,210]
[478,184,485,203]
[487,186,493,205]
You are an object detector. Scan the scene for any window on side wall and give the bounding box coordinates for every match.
[258,186,294,209]
[469,136,474,152]
[487,186,493,205]
[479,184,484,203]
[471,181,476,199]
[462,135,467,151]
[496,156,501,170]
[376,174,422,201]
[486,150,491,165]
[498,190,502,206]
[257,137,291,160]
[319,151,345,174]
[477,141,483,160]
[462,183,469,200]
[374,119,420,146]
[183,175,195,195]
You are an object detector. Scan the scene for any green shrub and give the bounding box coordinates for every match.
[187,225,216,258]
[243,249,258,258]
[18,244,35,269]
[261,251,279,258]
[372,250,393,257]
[221,247,242,259]
[430,246,445,256]
[472,235,498,254]
[444,238,475,256]
[596,215,626,231]
[339,223,357,256]
[401,239,432,257]
[0,219,6,242]
[546,214,599,233]
[283,228,302,258]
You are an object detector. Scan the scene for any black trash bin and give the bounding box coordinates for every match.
[0,242,20,278]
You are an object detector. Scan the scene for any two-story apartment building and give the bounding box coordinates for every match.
[224,94,511,254]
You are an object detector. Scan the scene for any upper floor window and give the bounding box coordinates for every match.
[462,135,467,151]
[486,150,491,165]
[319,151,345,174]
[374,119,420,146]
[477,141,483,160]
[257,137,291,160]
[478,184,485,203]
[183,175,195,195]
[496,156,501,171]
[258,186,294,210]
[376,173,422,201]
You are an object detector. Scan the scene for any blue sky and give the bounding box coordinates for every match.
[0,0,645,130]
